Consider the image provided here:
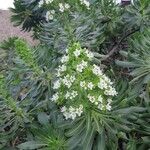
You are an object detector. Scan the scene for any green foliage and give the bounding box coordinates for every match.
[0,74,29,149]
[116,29,150,96]
[0,0,149,149]
[10,0,45,32]
[0,37,18,50]
[14,39,41,73]
[18,125,67,150]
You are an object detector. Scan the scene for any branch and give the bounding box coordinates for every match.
[101,28,140,61]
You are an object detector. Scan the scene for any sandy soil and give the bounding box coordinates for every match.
[0,9,37,45]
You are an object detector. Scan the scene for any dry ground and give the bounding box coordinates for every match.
[0,9,37,45]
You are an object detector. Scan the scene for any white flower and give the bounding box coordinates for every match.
[58,3,70,12]
[92,65,103,76]
[88,94,96,103]
[106,103,112,111]
[59,3,65,12]
[63,112,71,120]
[102,75,113,85]
[46,10,55,21]
[60,65,67,72]
[80,0,90,8]
[104,87,117,96]
[50,10,55,14]
[76,64,84,72]
[69,106,75,112]
[76,61,87,72]
[61,106,67,112]
[70,112,77,120]
[62,105,83,120]
[76,105,83,116]
[65,48,69,53]
[56,70,61,77]
[51,93,59,102]
[53,80,61,89]
[87,82,94,90]
[62,75,75,88]
[81,60,88,67]
[56,65,67,77]
[64,80,72,88]
[69,106,76,119]
[72,90,78,98]
[39,0,44,7]
[80,81,87,89]
[70,76,76,83]
[74,49,81,57]
[98,95,103,103]
[85,50,94,60]
[65,91,70,99]
[84,0,90,8]
[107,99,112,104]
[64,3,70,9]
[98,103,105,110]
[61,55,69,63]
[46,0,54,4]
[98,79,108,89]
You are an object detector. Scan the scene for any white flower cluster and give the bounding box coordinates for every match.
[80,81,87,89]
[51,43,117,120]
[74,49,81,57]
[88,94,112,111]
[80,81,94,90]
[76,60,88,72]
[56,65,67,77]
[80,0,90,9]
[53,80,61,89]
[92,64,103,76]
[74,48,94,60]
[85,49,94,59]
[61,55,69,63]
[61,105,83,120]
[39,0,54,7]
[65,90,78,100]
[97,74,117,96]
[51,92,59,102]
[62,75,76,88]
[46,10,55,21]
[59,3,70,12]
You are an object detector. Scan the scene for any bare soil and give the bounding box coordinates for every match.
[0,9,37,45]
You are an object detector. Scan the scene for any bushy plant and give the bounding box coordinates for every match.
[0,0,149,149]
[51,43,117,120]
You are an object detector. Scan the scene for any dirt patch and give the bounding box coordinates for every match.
[0,9,38,45]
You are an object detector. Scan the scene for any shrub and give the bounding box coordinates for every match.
[0,0,149,149]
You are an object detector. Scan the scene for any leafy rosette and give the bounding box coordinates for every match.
[51,43,117,120]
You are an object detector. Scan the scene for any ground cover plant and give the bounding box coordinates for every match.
[0,0,150,149]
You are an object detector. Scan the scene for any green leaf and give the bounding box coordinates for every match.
[37,112,49,125]
[17,141,46,150]
[97,129,105,150]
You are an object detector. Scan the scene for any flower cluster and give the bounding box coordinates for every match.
[61,105,83,120]
[59,3,70,12]
[76,60,88,72]
[46,10,55,21]
[56,65,67,77]
[62,75,76,88]
[51,43,117,120]
[65,91,78,100]
[80,0,90,9]
[39,1,91,22]
[39,0,54,7]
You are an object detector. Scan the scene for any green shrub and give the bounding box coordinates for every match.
[0,0,149,149]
